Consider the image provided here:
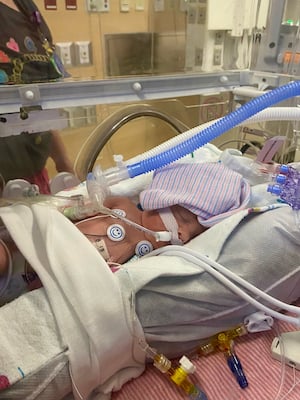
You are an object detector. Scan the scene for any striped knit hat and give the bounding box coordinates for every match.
[140,162,251,228]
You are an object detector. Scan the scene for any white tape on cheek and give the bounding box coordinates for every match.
[93,238,110,261]
[159,208,183,245]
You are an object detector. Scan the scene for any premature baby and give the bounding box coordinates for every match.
[77,162,250,264]
[0,161,250,303]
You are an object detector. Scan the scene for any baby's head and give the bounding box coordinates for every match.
[140,162,250,227]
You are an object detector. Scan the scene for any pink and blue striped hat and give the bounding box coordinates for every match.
[140,162,251,228]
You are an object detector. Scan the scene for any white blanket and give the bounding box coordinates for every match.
[0,204,145,400]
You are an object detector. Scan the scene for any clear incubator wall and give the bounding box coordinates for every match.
[1,0,300,188]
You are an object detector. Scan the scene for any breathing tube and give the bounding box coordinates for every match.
[103,80,300,184]
[126,106,300,166]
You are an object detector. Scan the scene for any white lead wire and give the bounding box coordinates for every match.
[147,246,300,326]
[98,205,172,242]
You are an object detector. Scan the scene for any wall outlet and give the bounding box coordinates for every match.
[74,41,92,65]
[135,0,144,10]
[86,0,110,12]
[55,42,74,67]
[154,0,164,12]
[213,48,222,66]
[120,0,130,12]
[180,0,188,12]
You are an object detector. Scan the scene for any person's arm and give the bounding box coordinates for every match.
[0,240,9,276]
[0,229,42,294]
[49,130,74,173]
[0,228,20,276]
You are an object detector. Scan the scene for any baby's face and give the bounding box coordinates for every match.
[76,197,146,265]
[171,205,207,243]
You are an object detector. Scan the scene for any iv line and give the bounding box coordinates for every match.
[146,246,300,327]
[96,205,172,242]
[86,167,172,242]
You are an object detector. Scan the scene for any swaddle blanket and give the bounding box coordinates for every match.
[125,205,300,357]
[0,204,146,400]
[1,204,299,400]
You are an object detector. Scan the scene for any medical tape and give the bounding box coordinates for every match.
[93,238,110,261]
[158,208,183,245]
[75,216,113,261]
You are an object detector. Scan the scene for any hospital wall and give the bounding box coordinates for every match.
[35,0,186,80]
[32,1,285,179]
[36,0,149,79]
[34,1,194,177]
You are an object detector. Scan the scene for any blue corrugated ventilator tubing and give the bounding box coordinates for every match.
[126,80,300,178]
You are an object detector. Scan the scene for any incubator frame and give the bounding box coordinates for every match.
[0,70,294,115]
[1,0,300,182]
[1,0,298,114]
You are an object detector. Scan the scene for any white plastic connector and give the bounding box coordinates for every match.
[103,165,130,185]
[113,154,124,167]
[86,166,111,207]
[179,356,196,374]
[155,231,172,242]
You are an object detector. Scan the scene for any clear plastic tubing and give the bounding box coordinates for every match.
[127,107,300,166]
[125,80,300,178]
